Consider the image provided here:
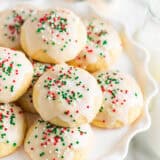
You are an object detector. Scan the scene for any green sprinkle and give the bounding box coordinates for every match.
[39,152,45,157]
[35,135,38,138]
[1,133,6,138]
[6,140,9,144]
[17,64,22,67]
[13,142,17,147]
[52,41,55,46]
[103,40,107,45]
[10,114,16,125]
[55,148,59,152]
[36,27,45,33]
[135,93,138,97]
[99,106,104,112]
[10,85,14,92]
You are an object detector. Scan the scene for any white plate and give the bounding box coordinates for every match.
[0,0,158,160]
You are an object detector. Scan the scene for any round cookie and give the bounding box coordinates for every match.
[0,47,33,103]
[17,61,54,113]
[0,5,37,49]
[69,18,122,73]
[24,119,93,160]
[21,8,87,63]
[33,64,102,127]
[92,70,143,128]
[0,103,26,157]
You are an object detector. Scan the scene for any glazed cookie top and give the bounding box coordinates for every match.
[0,5,37,49]
[25,119,92,160]
[74,18,122,66]
[21,8,87,63]
[94,70,143,125]
[33,64,102,125]
[0,47,33,103]
[0,103,25,147]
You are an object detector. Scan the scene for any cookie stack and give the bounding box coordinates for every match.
[0,4,143,160]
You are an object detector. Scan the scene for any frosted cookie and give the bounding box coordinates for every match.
[0,47,33,103]
[0,103,26,157]
[24,119,93,160]
[21,8,87,63]
[69,18,122,73]
[33,64,102,127]
[92,70,143,128]
[0,5,37,49]
[17,61,54,113]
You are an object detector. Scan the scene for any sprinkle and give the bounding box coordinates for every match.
[36,27,45,33]
[101,86,105,92]
[10,85,14,92]
[10,114,16,125]
[13,142,17,147]
[99,106,104,112]
[39,152,45,157]
[102,40,107,45]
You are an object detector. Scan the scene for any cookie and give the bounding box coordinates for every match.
[69,18,122,72]
[92,70,143,128]
[33,64,102,127]
[24,119,93,160]
[17,61,54,113]
[0,47,33,103]
[21,8,87,63]
[0,5,37,49]
[0,103,26,157]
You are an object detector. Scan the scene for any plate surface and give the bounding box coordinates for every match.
[0,0,157,160]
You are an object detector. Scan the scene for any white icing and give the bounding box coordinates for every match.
[25,120,92,160]
[0,5,37,49]
[0,47,33,103]
[33,64,102,126]
[94,70,143,126]
[21,8,87,63]
[73,18,122,67]
[0,103,25,147]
